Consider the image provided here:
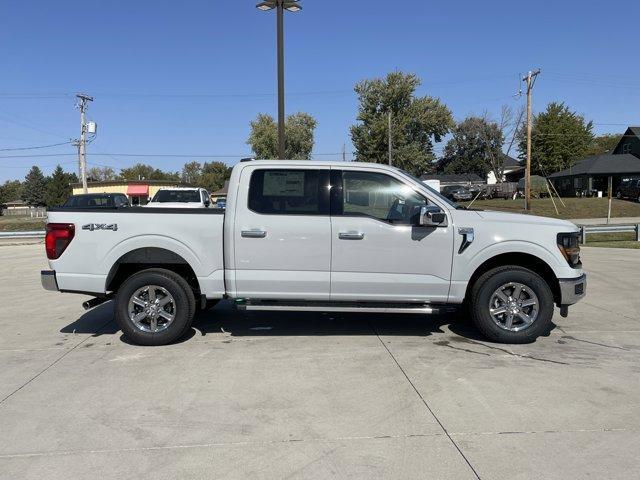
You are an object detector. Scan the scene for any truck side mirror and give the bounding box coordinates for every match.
[418,205,447,227]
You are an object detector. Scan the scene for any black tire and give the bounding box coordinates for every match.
[470,266,554,344]
[114,268,196,346]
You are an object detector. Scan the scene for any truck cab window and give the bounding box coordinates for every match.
[248,169,329,215]
[341,171,426,224]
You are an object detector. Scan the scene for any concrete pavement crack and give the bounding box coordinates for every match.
[370,324,482,480]
[1,428,632,460]
[561,335,630,351]
[433,341,491,356]
[0,319,115,406]
[461,339,569,365]
[0,433,446,459]
[582,301,637,321]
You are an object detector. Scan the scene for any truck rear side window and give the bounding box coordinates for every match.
[248,169,329,215]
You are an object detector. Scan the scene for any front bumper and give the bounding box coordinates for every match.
[41,270,59,292]
[558,273,586,306]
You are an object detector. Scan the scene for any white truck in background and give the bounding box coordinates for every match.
[41,160,586,346]
[146,187,211,208]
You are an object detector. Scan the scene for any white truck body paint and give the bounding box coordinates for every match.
[45,160,584,308]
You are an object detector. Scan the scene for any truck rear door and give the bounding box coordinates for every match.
[232,165,331,300]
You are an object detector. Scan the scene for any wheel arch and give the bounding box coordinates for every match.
[106,247,201,294]
[465,252,560,305]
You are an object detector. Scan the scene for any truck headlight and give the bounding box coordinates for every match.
[557,232,581,268]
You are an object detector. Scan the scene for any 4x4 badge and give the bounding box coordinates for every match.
[82,223,118,232]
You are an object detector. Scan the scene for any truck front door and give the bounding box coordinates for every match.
[330,168,454,303]
[232,166,331,300]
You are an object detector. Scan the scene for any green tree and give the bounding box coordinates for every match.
[0,180,23,205]
[181,161,203,185]
[247,112,317,160]
[119,164,179,181]
[585,133,622,157]
[350,72,454,176]
[21,166,48,206]
[199,161,231,192]
[518,102,594,175]
[441,116,504,179]
[45,165,76,207]
[87,166,117,182]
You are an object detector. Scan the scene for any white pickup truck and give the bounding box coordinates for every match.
[42,160,586,346]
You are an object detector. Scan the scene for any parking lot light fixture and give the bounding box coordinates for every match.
[283,1,302,12]
[256,1,276,11]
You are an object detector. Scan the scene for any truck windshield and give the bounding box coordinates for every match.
[394,169,461,209]
[152,190,201,203]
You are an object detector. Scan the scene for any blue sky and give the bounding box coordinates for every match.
[1,0,638,182]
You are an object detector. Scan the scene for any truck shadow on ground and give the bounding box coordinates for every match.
[188,301,556,344]
[60,301,120,336]
[59,300,555,345]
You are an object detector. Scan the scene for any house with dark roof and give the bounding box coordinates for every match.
[487,154,524,184]
[210,180,229,202]
[548,127,640,196]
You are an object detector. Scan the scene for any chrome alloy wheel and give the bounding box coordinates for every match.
[127,285,176,333]
[488,282,539,332]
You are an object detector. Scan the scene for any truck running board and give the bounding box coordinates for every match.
[236,300,446,315]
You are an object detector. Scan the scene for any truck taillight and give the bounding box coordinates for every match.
[46,223,75,259]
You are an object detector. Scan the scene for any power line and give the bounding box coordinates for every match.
[0,141,73,152]
[0,90,352,100]
[0,161,77,169]
[0,151,359,159]
[0,74,522,100]
[0,110,68,139]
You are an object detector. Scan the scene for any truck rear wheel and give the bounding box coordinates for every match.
[114,268,196,346]
[470,266,554,343]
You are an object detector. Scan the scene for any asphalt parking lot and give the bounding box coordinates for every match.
[1,243,639,479]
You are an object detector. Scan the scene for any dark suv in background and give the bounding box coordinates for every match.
[616,179,640,202]
[61,193,130,208]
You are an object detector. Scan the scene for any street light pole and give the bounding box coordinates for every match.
[276,2,285,159]
[256,1,302,160]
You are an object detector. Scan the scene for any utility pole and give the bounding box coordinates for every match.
[388,111,392,166]
[75,93,93,193]
[342,143,346,162]
[522,69,540,210]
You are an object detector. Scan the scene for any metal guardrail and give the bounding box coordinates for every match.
[580,224,640,244]
[0,231,45,239]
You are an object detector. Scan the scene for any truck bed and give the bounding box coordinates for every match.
[45,207,225,298]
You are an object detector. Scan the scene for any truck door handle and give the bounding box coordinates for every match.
[241,229,267,238]
[338,231,364,240]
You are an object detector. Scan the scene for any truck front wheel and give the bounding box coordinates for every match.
[114,268,196,346]
[470,266,554,343]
